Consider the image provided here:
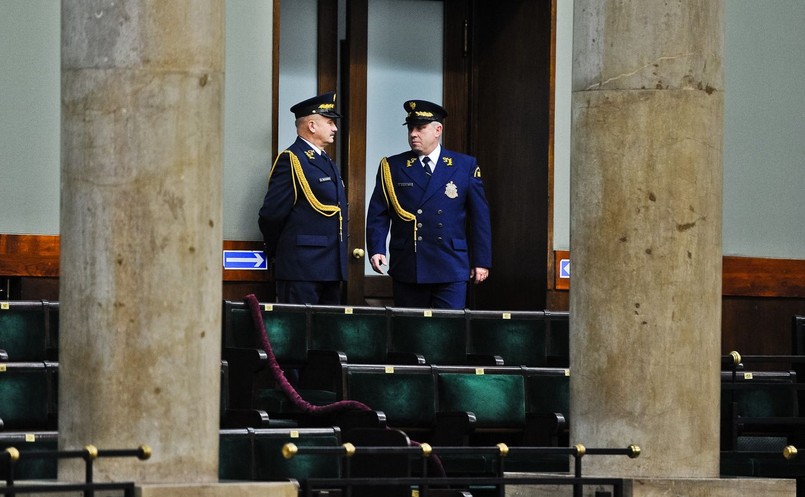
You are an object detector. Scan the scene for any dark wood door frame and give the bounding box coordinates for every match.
[343,0,369,305]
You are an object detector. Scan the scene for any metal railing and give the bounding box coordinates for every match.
[283,441,640,497]
[1,444,150,497]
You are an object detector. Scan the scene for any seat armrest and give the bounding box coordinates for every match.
[466,353,505,366]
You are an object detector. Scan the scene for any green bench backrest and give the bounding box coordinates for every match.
[226,303,308,364]
[438,371,525,427]
[310,309,387,364]
[390,310,467,365]
[0,303,48,361]
[346,366,436,426]
[469,313,547,366]
[0,363,53,428]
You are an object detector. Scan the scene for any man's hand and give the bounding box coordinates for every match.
[471,267,489,284]
[369,254,387,274]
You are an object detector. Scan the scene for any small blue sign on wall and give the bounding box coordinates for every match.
[559,259,571,279]
[222,250,267,270]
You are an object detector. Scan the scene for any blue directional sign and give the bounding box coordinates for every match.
[223,250,267,270]
[559,259,571,279]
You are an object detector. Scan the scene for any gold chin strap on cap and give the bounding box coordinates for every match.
[281,150,343,242]
[380,157,418,252]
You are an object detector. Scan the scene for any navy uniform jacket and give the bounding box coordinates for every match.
[366,148,492,284]
[258,137,348,282]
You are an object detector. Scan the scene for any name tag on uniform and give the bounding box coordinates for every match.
[318,176,332,183]
[397,182,414,187]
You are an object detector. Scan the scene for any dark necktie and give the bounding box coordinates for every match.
[422,156,432,176]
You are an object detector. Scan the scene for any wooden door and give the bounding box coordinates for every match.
[444,0,554,310]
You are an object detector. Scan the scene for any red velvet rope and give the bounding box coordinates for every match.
[244,294,445,477]
[245,293,371,414]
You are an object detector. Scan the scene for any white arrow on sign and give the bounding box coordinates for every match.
[225,251,265,268]
[559,259,571,278]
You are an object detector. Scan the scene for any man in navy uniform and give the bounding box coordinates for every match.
[258,92,347,304]
[366,100,492,309]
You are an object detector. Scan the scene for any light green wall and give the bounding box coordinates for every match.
[223,0,275,241]
[721,0,805,258]
[0,0,60,235]
[0,1,802,259]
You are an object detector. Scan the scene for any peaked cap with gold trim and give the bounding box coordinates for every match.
[403,99,448,125]
[291,91,342,119]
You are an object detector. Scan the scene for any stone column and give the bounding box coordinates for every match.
[60,1,224,482]
[570,1,723,478]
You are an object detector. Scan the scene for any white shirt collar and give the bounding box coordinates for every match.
[300,137,323,155]
[418,145,441,166]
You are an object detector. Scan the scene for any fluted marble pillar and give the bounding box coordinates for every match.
[570,0,723,478]
[60,1,224,482]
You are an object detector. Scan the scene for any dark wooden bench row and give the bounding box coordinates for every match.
[1,427,473,496]
[231,360,572,472]
[1,299,570,366]
[0,360,289,432]
[222,300,570,370]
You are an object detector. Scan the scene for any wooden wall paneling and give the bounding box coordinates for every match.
[545,0,558,294]
[0,234,60,277]
[723,256,805,298]
[722,296,805,357]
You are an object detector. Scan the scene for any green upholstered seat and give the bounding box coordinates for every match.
[341,364,436,429]
[219,427,342,487]
[390,308,468,365]
[436,368,525,429]
[468,311,547,367]
[0,361,56,430]
[309,305,388,364]
[0,431,58,480]
[0,301,52,362]
[252,428,342,485]
[223,301,309,366]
